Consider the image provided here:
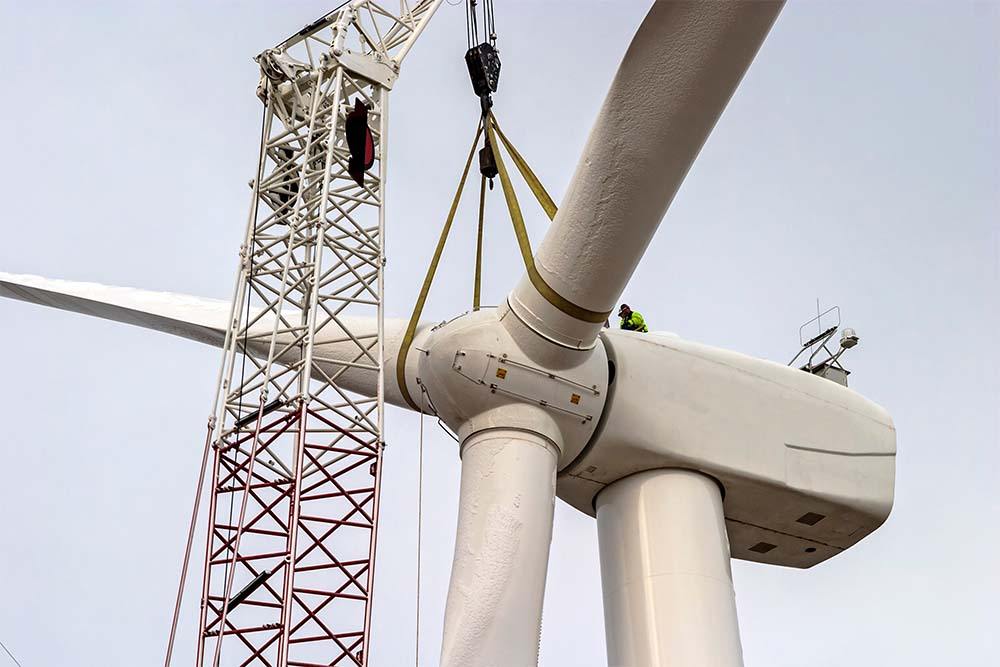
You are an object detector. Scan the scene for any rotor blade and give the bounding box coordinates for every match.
[507,1,784,350]
[0,272,230,345]
[440,428,561,666]
[0,272,430,410]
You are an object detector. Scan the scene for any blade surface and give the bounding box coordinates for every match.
[0,272,429,409]
[440,428,561,667]
[508,1,784,349]
[0,272,230,345]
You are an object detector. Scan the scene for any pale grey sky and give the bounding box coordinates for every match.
[0,1,997,665]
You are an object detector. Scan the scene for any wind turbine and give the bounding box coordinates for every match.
[0,1,895,666]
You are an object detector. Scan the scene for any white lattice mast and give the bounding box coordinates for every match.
[196,3,441,665]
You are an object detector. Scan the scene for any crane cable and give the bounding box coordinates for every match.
[394,111,559,411]
[163,426,214,667]
[464,0,497,50]
[0,638,22,667]
[164,109,267,666]
[414,385,427,666]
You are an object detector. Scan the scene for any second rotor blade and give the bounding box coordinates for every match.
[508,1,784,349]
[440,427,561,667]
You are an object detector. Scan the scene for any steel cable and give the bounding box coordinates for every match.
[0,638,22,667]
[414,386,427,666]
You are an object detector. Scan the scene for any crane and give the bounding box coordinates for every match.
[189,2,441,664]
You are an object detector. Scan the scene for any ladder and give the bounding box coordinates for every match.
[195,3,440,665]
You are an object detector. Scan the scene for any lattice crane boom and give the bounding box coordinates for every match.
[196,3,441,665]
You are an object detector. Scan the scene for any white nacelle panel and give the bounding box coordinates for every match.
[557,330,896,568]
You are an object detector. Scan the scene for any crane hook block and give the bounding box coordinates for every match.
[346,98,375,186]
[465,42,501,108]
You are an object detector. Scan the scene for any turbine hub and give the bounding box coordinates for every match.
[416,306,609,465]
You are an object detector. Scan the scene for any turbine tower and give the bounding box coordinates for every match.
[0,2,896,666]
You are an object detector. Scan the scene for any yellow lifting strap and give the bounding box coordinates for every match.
[489,116,557,221]
[484,113,612,325]
[394,112,613,411]
[473,174,487,312]
[395,119,484,410]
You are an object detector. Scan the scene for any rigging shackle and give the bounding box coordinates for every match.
[479,137,498,189]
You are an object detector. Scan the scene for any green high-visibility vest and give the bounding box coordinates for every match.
[620,311,648,333]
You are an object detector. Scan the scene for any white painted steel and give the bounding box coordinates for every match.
[508,1,784,350]
[440,428,560,667]
[597,469,742,667]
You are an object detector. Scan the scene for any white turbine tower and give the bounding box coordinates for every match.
[0,2,895,666]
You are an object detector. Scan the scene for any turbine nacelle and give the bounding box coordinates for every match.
[560,330,896,568]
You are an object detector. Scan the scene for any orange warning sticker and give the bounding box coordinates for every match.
[496,368,507,379]
[570,393,581,405]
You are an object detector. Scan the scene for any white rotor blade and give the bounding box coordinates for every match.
[0,272,231,345]
[508,1,784,349]
[0,272,428,409]
[440,427,561,667]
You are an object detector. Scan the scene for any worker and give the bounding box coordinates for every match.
[618,304,648,333]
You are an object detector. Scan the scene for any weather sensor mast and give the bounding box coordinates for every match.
[183,3,442,665]
[788,305,860,386]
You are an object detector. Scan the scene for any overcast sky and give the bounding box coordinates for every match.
[0,1,997,665]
